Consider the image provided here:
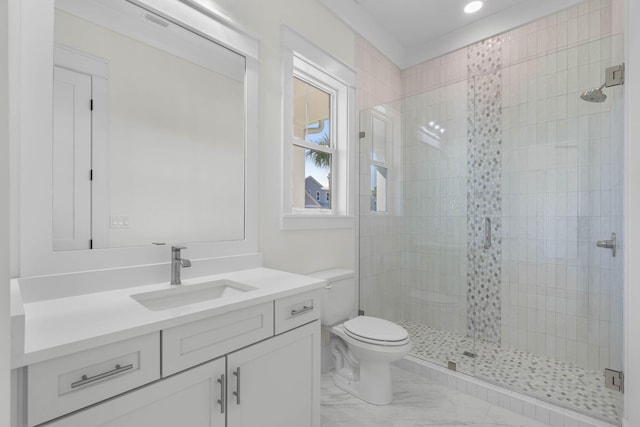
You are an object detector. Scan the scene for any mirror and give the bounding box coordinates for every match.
[52,0,246,251]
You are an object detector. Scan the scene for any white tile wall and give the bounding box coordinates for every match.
[355,35,402,111]
[501,30,623,370]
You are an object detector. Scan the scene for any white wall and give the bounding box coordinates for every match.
[0,0,10,424]
[207,0,357,274]
[623,0,640,423]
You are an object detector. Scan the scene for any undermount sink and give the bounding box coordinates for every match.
[131,279,257,311]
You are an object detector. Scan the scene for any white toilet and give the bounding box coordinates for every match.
[310,269,411,405]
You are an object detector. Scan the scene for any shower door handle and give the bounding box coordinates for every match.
[596,232,617,257]
[483,217,491,249]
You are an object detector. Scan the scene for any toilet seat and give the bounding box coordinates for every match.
[343,316,409,346]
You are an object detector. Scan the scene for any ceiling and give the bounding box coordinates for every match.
[319,0,581,69]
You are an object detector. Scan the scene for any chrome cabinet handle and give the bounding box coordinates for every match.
[233,367,240,405]
[291,305,313,317]
[483,217,491,249]
[70,363,133,389]
[596,232,617,257]
[217,374,225,414]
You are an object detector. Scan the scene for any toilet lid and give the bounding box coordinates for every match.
[343,316,409,343]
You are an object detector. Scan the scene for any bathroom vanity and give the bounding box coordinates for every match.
[11,0,326,425]
[11,267,324,427]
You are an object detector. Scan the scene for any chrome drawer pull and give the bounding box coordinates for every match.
[291,305,313,317]
[217,374,225,414]
[233,368,241,405]
[70,363,134,389]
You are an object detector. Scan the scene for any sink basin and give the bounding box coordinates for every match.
[131,279,257,311]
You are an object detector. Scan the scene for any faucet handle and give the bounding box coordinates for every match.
[171,245,187,252]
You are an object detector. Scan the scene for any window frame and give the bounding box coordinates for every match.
[291,71,336,213]
[281,27,355,230]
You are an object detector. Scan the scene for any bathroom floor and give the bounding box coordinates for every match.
[320,366,550,427]
[399,321,622,425]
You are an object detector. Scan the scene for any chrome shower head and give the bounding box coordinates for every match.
[580,83,607,103]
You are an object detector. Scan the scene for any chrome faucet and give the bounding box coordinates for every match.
[170,246,191,285]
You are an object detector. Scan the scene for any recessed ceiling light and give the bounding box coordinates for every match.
[464,1,483,14]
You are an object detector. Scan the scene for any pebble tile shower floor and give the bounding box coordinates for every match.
[399,321,622,425]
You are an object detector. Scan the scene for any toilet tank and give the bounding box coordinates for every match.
[308,269,356,326]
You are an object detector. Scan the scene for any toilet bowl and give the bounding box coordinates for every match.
[309,269,411,405]
[330,316,411,404]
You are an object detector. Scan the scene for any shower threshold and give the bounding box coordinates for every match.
[399,321,622,425]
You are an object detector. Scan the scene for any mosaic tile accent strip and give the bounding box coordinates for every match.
[399,320,623,425]
[466,37,504,344]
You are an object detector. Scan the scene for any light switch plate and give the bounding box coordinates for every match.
[110,215,130,229]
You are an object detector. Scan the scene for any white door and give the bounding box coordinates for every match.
[44,358,226,427]
[52,66,92,251]
[226,321,320,427]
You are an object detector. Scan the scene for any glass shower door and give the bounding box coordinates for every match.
[474,33,625,424]
[358,77,476,376]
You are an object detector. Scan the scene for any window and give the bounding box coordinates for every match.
[293,76,333,210]
[281,27,355,230]
[370,116,388,212]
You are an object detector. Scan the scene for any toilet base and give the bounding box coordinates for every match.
[333,359,393,405]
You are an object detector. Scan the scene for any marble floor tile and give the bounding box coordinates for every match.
[321,366,551,427]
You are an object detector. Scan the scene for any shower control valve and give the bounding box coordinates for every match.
[596,232,617,257]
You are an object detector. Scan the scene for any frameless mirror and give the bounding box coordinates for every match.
[52,0,246,251]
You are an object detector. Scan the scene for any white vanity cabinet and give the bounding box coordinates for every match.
[27,333,162,427]
[43,357,227,427]
[18,288,322,427]
[39,321,320,427]
[226,321,320,427]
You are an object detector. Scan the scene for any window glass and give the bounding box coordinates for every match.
[291,145,332,210]
[293,77,331,147]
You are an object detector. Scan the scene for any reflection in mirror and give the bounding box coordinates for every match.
[361,105,398,214]
[52,0,246,250]
[370,165,387,212]
[370,115,388,212]
[372,116,386,163]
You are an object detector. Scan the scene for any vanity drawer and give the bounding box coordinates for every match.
[162,302,273,376]
[274,289,321,335]
[27,332,160,427]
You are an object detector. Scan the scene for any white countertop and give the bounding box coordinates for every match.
[11,268,326,368]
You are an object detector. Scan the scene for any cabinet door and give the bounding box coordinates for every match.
[226,321,320,427]
[44,358,226,427]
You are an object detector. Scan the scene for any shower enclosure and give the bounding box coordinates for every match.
[358,26,624,425]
